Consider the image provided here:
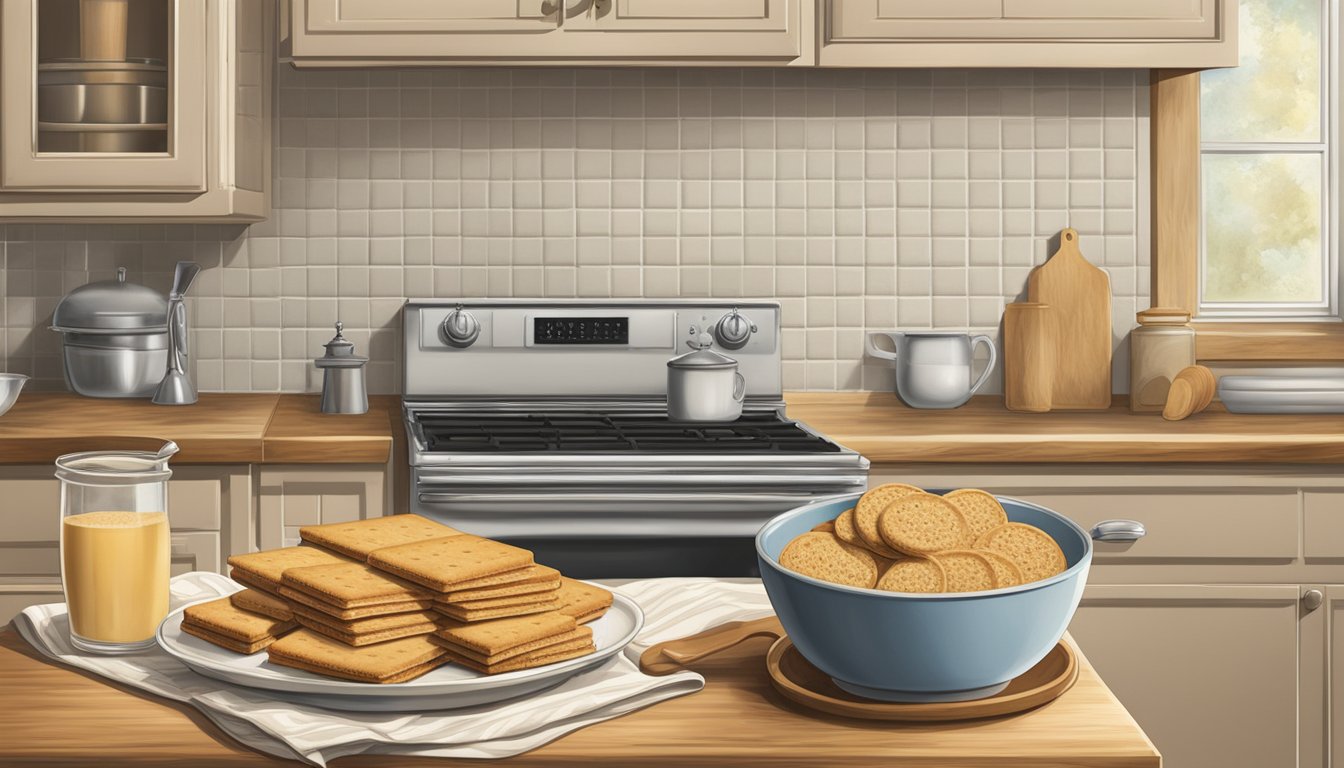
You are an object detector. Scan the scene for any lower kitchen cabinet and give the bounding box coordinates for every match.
[1068,584,1315,768]
[1331,587,1344,768]
[256,465,392,550]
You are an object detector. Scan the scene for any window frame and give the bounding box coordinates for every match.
[1151,22,1344,360]
[1197,0,1337,320]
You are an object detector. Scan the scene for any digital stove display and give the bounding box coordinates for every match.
[534,317,629,345]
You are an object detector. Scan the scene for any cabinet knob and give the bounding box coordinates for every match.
[1303,589,1324,612]
[1089,519,1146,543]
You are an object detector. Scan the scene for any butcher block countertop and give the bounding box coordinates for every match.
[0,626,1159,768]
[0,393,398,464]
[784,392,1344,464]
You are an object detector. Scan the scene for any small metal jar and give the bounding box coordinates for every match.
[316,322,368,415]
[666,343,746,422]
[50,268,169,398]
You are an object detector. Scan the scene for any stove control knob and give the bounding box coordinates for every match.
[714,309,756,350]
[441,307,480,348]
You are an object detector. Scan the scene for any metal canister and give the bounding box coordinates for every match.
[316,322,368,415]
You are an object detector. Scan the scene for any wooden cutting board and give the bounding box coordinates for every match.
[1026,229,1112,410]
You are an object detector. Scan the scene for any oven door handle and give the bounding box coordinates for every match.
[415,473,867,489]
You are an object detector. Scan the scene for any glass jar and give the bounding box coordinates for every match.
[1129,308,1196,413]
[56,448,173,654]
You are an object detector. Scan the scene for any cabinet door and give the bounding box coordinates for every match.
[562,0,800,59]
[1331,587,1344,768]
[831,0,1221,40]
[292,0,559,59]
[1069,585,1305,768]
[256,466,389,550]
[0,0,207,192]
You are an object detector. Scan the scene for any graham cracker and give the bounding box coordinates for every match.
[267,629,447,683]
[446,592,560,611]
[294,614,439,647]
[434,600,558,623]
[572,609,607,625]
[432,564,550,593]
[437,565,561,602]
[290,603,440,635]
[437,611,576,656]
[553,578,613,622]
[181,621,280,655]
[229,588,293,621]
[367,535,534,592]
[432,626,591,666]
[279,585,434,620]
[281,561,434,608]
[227,546,350,587]
[439,641,596,675]
[300,514,464,561]
[182,596,296,643]
[229,568,283,596]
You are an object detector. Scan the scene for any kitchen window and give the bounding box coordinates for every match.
[1152,0,1344,359]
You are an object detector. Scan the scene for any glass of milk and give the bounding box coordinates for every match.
[56,448,172,654]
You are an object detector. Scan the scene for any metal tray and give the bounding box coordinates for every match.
[1218,374,1344,413]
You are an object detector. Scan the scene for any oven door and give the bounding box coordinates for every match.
[411,469,866,577]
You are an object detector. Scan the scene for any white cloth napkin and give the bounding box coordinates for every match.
[14,572,774,766]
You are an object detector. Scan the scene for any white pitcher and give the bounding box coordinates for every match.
[865,331,997,409]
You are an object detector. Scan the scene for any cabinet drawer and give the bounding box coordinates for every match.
[1303,492,1344,560]
[1008,491,1299,562]
[0,472,224,543]
[0,531,221,578]
[171,531,221,575]
[0,580,63,625]
[831,0,1220,40]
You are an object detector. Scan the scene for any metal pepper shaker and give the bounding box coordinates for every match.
[316,322,368,415]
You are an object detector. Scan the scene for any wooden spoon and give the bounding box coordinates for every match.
[1162,365,1216,421]
[639,616,784,676]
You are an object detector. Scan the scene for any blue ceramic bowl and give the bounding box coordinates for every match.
[756,492,1091,702]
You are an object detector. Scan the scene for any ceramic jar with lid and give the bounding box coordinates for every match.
[1129,308,1195,413]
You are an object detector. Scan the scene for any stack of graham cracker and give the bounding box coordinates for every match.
[185,514,613,685]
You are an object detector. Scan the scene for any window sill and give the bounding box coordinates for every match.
[1194,321,1344,361]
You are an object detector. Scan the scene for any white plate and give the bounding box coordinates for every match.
[157,591,643,712]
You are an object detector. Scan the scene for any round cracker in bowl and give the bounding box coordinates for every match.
[975,522,1068,583]
[876,493,969,555]
[779,532,880,589]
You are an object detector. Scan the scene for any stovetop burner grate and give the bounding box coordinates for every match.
[416,412,842,453]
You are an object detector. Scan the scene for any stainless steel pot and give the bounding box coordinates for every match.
[51,268,168,398]
[39,83,167,124]
[666,343,745,422]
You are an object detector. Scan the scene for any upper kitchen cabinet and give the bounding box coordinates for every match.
[0,0,274,222]
[282,0,808,66]
[821,0,1239,68]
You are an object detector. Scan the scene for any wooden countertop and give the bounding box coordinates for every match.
[0,393,396,465]
[0,626,1158,768]
[784,392,1344,464]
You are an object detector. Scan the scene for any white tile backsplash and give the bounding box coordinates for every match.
[1,67,1150,395]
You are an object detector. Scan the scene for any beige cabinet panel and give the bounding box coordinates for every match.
[1069,585,1304,768]
[833,0,1218,39]
[171,531,221,575]
[256,465,389,550]
[288,0,803,64]
[1303,493,1344,560]
[822,0,1236,68]
[0,580,63,625]
[0,0,273,221]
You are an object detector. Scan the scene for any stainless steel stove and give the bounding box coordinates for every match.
[402,299,869,577]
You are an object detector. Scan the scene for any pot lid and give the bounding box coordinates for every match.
[51,267,169,334]
[315,322,368,368]
[668,345,738,370]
